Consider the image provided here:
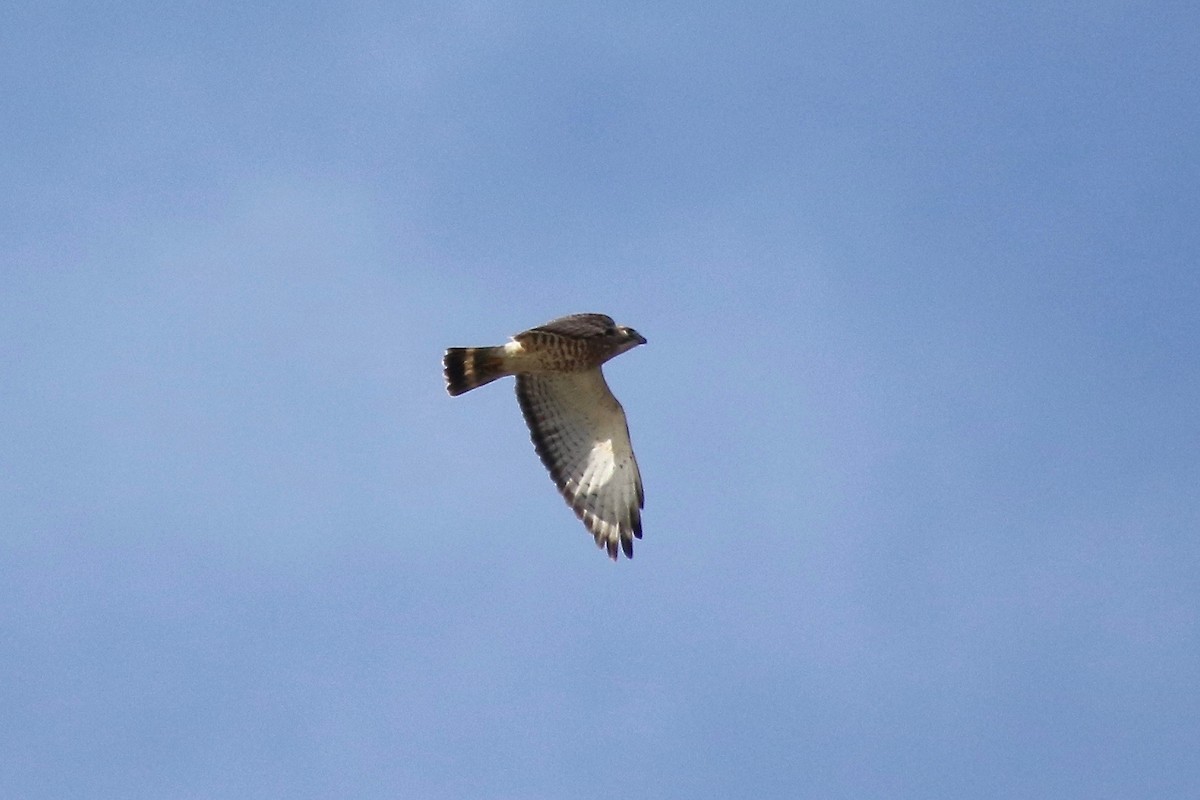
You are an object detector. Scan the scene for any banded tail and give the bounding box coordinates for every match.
[443,346,510,396]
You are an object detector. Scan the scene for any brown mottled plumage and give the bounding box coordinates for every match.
[443,313,647,560]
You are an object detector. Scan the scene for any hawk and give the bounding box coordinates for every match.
[443,313,647,560]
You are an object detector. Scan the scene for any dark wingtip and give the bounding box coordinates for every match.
[443,349,467,396]
[621,536,633,559]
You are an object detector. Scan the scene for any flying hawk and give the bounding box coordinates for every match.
[443,313,646,560]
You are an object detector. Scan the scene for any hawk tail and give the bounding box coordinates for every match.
[444,347,509,396]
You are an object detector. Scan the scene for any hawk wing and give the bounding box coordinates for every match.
[515,371,644,559]
[527,313,616,338]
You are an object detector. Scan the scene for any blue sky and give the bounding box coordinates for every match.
[3,2,1199,797]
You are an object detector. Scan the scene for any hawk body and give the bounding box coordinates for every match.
[443,313,646,559]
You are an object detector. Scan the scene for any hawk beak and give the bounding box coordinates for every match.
[630,330,647,345]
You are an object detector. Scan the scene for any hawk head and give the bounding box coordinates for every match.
[608,324,647,357]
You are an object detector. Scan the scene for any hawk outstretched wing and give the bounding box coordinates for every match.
[516,371,644,559]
